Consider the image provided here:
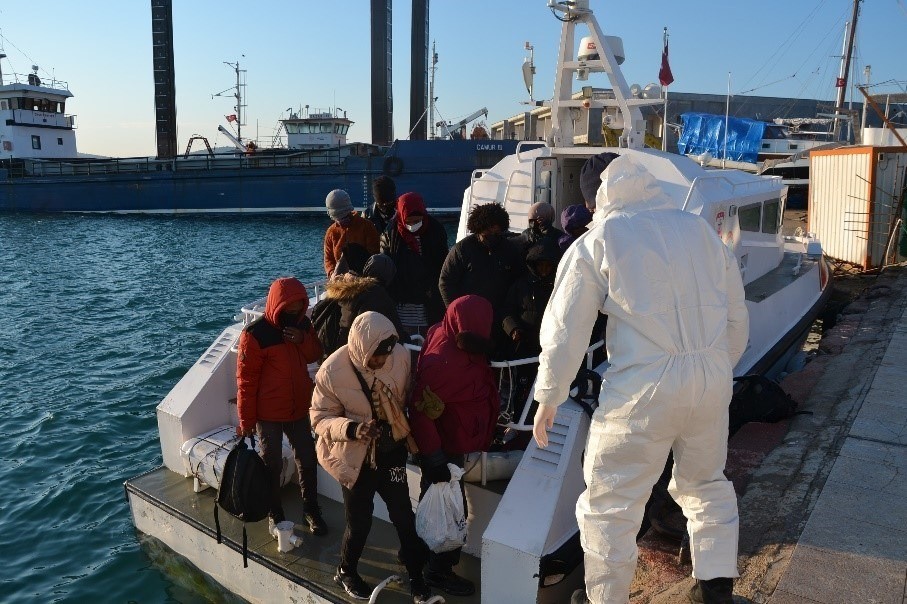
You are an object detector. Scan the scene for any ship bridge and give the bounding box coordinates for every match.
[0,76,77,159]
[281,108,353,150]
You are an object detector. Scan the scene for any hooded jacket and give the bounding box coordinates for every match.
[324,254,409,346]
[535,154,749,410]
[236,278,323,432]
[323,212,379,276]
[380,193,449,323]
[409,295,500,464]
[310,312,412,489]
[438,234,524,311]
[502,239,560,355]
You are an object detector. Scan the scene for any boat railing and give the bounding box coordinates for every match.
[6,148,351,179]
[680,172,779,212]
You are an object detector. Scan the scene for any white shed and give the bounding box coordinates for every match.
[808,146,907,269]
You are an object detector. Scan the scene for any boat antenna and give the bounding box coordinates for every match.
[522,41,536,104]
[429,41,438,139]
[833,0,861,141]
[212,58,247,142]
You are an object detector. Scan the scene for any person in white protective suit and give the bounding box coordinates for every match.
[532,154,749,604]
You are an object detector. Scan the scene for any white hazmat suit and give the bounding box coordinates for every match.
[533,154,749,603]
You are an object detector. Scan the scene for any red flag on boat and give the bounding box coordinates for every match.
[226,114,237,123]
[659,31,674,87]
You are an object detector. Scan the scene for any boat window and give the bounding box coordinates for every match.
[31,135,41,150]
[762,199,781,234]
[320,123,332,133]
[340,125,349,135]
[334,123,341,133]
[57,137,64,145]
[738,203,761,232]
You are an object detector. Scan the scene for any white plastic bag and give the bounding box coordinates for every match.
[415,463,467,553]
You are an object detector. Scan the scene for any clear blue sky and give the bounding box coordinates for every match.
[1,1,904,157]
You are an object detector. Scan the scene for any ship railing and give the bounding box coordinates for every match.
[9,148,351,178]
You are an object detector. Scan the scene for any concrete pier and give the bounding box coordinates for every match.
[640,266,907,603]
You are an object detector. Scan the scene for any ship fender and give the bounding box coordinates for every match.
[383,156,404,177]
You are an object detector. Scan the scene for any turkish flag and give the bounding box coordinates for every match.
[226,114,237,123]
[659,37,674,87]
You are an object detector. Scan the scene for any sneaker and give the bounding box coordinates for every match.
[304,508,328,536]
[424,569,475,596]
[334,568,371,600]
[688,577,734,604]
[410,577,432,603]
[570,589,590,604]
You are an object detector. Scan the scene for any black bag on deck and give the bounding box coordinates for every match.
[311,296,343,357]
[214,435,272,568]
[729,374,798,435]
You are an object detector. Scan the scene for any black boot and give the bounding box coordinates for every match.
[410,576,433,604]
[303,504,328,536]
[688,577,734,603]
[334,566,371,600]
[424,569,475,596]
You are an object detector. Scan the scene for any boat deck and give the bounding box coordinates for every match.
[125,466,482,603]
[744,250,818,303]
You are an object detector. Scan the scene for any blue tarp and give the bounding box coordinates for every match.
[677,112,766,163]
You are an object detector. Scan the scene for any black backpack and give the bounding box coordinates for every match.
[214,435,272,568]
[311,296,343,357]
[729,374,799,435]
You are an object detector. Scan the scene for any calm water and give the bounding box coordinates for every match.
[0,213,452,602]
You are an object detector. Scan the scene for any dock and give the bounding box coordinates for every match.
[638,265,907,603]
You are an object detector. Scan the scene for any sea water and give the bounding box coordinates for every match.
[0,213,453,602]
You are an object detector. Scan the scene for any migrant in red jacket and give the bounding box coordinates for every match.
[237,277,323,432]
[409,295,500,462]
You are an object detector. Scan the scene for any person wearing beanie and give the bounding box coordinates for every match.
[323,189,379,276]
[558,204,593,251]
[366,175,397,235]
[579,151,620,210]
[513,201,562,260]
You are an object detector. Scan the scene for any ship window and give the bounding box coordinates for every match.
[761,143,770,149]
[341,125,349,135]
[738,203,761,232]
[31,135,41,150]
[334,123,341,133]
[320,123,332,133]
[57,137,64,145]
[0,100,7,110]
[762,199,781,234]
[789,144,798,150]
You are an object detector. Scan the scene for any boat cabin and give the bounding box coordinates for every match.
[281,109,353,150]
[0,74,77,159]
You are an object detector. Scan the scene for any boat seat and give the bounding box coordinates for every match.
[180,425,297,493]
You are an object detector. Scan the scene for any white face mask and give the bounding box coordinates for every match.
[405,221,423,233]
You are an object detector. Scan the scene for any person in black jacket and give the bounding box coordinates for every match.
[439,202,524,355]
[501,239,560,415]
[365,175,397,235]
[380,192,449,335]
[323,253,410,353]
[513,202,562,260]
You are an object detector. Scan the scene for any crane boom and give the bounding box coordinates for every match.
[436,107,488,139]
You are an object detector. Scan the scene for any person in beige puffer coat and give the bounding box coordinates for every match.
[310,311,431,603]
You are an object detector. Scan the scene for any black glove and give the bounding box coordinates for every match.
[424,463,451,484]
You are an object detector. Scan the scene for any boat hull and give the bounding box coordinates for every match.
[0,139,518,214]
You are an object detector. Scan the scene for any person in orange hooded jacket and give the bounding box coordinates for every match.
[236,277,327,535]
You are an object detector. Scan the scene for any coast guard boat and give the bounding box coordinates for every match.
[125,2,832,602]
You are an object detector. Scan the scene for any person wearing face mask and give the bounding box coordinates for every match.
[310,312,432,603]
[438,203,524,354]
[236,277,328,537]
[365,175,397,235]
[380,192,449,335]
[514,201,563,260]
[323,189,379,277]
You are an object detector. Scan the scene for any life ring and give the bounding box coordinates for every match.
[383,156,404,176]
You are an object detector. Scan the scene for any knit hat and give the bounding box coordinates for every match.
[579,152,620,206]
[363,253,396,287]
[561,204,593,232]
[528,202,555,226]
[325,189,354,220]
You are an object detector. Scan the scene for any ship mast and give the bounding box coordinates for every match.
[429,41,438,139]
[833,0,861,141]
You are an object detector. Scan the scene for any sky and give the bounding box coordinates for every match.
[1,0,905,157]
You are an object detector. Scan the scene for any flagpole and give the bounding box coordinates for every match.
[662,27,669,151]
[723,71,731,168]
